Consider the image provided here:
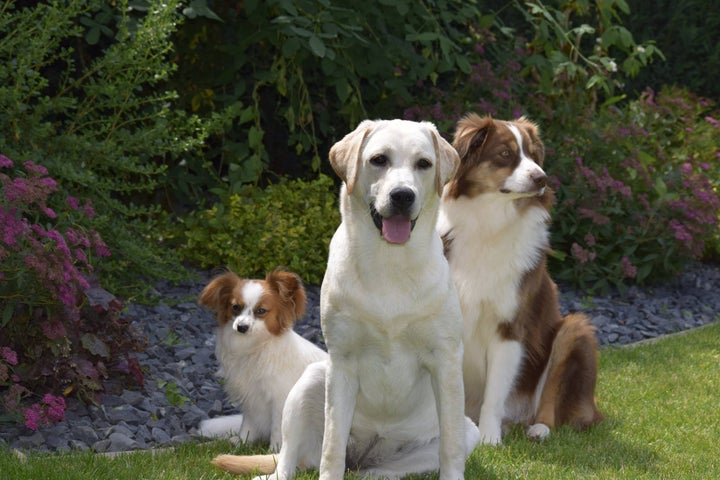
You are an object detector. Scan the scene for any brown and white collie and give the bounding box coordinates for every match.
[438,114,603,444]
[197,268,327,451]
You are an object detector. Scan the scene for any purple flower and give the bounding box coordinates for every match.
[23,404,43,431]
[621,257,637,278]
[705,116,719,128]
[571,243,596,264]
[0,209,30,246]
[0,154,12,168]
[1,346,18,365]
[41,206,57,219]
[584,233,596,247]
[23,161,49,176]
[66,196,80,210]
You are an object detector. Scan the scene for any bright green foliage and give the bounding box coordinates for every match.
[177,175,340,285]
[0,0,211,296]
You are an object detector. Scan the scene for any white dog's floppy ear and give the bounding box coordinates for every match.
[429,126,460,197]
[329,120,374,194]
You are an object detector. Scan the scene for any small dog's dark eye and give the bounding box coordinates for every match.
[232,304,242,314]
[416,158,432,170]
[501,150,511,157]
[255,308,267,316]
[370,154,388,167]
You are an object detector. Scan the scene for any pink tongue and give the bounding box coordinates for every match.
[381,216,412,244]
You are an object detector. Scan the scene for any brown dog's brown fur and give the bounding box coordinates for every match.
[442,114,603,438]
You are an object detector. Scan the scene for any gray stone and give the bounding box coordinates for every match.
[107,432,139,452]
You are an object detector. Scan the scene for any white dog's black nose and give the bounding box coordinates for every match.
[390,187,415,211]
[237,324,249,334]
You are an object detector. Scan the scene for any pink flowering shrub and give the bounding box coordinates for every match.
[548,86,720,291]
[1,155,146,425]
[1,346,66,430]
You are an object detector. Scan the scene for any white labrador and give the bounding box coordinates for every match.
[212,119,479,480]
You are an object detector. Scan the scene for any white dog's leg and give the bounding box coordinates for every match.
[429,346,469,480]
[197,414,245,438]
[319,358,359,480]
[477,338,523,445]
[261,362,327,480]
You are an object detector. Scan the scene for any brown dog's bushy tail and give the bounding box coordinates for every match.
[211,454,277,475]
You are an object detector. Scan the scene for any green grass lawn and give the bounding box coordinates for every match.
[2,322,719,479]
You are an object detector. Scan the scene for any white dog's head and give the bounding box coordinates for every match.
[330,119,458,244]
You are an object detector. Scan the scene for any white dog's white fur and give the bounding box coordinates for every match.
[197,269,327,451]
[211,119,480,479]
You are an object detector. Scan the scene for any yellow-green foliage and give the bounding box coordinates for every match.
[179,175,340,285]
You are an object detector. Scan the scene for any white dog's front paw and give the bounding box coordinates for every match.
[526,423,551,441]
[476,417,503,446]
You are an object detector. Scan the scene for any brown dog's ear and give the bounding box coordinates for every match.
[428,125,460,197]
[453,113,494,162]
[265,268,307,330]
[199,271,240,324]
[515,116,545,166]
[329,120,374,194]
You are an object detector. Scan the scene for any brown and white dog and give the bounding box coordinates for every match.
[197,269,326,451]
[437,114,603,445]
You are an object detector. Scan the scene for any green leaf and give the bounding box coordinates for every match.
[406,32,439,42]
[2,303,13,329]
[308,35,326,58]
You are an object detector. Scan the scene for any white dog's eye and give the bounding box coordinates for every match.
[416,158,432,170]
[370,154,388,167]
[254,307,267,316]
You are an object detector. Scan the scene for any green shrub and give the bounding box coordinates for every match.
[547,86,720,291]
[176,175,340,285]
[168,0,491,195]
[0,0,212,297]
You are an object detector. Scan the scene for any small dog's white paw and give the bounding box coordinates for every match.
[526,423,551,441]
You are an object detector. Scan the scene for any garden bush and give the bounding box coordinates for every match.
[176,175,340,285]
[547,86,720,291]
[1,154,146,427]
[0,0,214,297]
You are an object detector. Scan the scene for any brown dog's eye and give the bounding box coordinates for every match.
[416,158,432,170]
[370,154,388,167]
[254,308,267,316]
[232,304,242,314]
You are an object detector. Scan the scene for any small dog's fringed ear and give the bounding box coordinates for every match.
[199,272,239,324]
[429,126,460,197]
[266,269,307,329]
[329,120,374,194]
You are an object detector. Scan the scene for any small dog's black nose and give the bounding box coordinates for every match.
[236,324,249,334]
[390,187,415,210]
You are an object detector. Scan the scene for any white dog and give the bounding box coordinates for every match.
[197,269,327,450]
[211,119,480,479]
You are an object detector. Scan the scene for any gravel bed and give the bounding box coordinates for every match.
[2,262,718,453]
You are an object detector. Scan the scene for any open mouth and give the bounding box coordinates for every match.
[370,205,417,244]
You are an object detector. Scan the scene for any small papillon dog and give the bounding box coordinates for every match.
[197,268,327,451]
